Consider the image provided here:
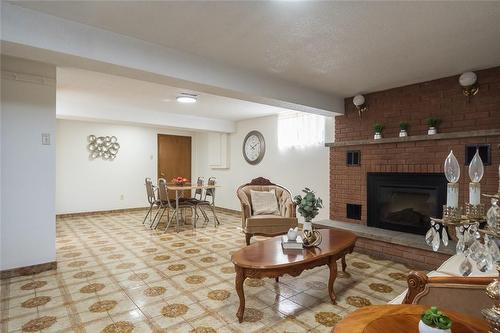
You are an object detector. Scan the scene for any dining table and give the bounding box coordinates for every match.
[166,183,218,232]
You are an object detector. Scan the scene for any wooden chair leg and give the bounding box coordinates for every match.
[245,233,252,245]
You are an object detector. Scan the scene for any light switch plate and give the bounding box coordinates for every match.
[41,133,51,145]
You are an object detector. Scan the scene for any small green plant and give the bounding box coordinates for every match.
[421,306,452,330]
[426,117,441,128]
[399,122,409,131]
[373,123,384,133]
[294,188,323,222]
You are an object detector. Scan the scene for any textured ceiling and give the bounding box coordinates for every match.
[13,1,500,96]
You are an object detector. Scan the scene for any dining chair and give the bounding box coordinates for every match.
[153,178,196,232]
[187,177,210,223]
[197,177,220,227]
[143,177,160,226]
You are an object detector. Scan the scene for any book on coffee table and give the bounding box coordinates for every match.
[281,235,304,250]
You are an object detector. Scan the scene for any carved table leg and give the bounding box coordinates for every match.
[275,277,279,282]
[327,257,338,304]
[235,265,246,323]
[341,256,347,272]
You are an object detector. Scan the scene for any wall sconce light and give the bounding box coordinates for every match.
[353,94,367,117]
[459,71,479,97]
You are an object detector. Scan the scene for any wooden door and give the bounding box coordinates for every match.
[157,134,191,198]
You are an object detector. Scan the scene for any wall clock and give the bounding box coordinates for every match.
[243,130,265,165]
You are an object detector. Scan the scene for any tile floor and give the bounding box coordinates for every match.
[1,210,411,333]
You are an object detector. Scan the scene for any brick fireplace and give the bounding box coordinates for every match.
[328,66,500,268]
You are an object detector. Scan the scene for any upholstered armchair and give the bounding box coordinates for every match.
[403,270,493,319]
[237,177,298,245]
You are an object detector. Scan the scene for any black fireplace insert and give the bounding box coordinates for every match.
[367,173,447,235]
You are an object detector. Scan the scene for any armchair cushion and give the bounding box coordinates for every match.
[250,189,279,215]
[245,216,298,235]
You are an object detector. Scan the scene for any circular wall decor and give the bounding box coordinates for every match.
[242,130,265,165]
[88,135,120,160]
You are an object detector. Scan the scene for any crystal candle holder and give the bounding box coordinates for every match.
[442,205,462,222]
[465,203,485,221]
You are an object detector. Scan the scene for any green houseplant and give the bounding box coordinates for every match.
[419,306,452,333]
[426,117,441,135]
[399,122,409,137]
[373,123,384,140]
[294,188,323,223]
[294,188,323,247]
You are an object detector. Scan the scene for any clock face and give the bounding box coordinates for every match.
[243,131,265,165]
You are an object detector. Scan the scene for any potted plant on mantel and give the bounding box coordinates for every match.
[373,123,384,140]
[426,117,441,135]
[399,122,409,137]
[419,306,452,333]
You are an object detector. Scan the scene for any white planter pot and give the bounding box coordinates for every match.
[302,221,313,233]
[418,320,451,333]
[374,132,382,140]
[428,127,437,135]
[399,129,408,137]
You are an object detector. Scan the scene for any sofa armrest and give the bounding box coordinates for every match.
[281,198,296,218]
[403,270,493,318]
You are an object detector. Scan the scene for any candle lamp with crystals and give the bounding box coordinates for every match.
[426,154,500,333]
[466,149,485,219]
[443,150,461,220]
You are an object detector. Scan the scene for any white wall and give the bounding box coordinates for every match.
[56,119,196,214]
[1,56,56,270]
[194,115,331,220]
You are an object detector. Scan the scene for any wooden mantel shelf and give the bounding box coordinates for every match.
[325,129,500,148]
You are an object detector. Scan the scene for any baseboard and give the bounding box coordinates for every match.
[57,206,241,218]
[1,261,57,280]
[214,206,241,215]
[57,207,149,218]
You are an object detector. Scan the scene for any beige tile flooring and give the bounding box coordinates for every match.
[1,210,411,333]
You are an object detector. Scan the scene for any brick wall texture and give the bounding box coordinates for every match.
[330,66,500,225]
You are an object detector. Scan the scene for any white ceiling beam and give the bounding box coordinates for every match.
[1,3,344,116]
[57,95,235,133]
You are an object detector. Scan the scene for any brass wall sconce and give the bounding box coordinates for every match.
[459,71,479,97]
[353,94,367,117]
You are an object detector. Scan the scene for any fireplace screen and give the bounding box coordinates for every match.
[367,173,447,235]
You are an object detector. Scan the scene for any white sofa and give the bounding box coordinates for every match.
[390,253,496,305]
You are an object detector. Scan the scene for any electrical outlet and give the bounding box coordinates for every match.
[41,133,51,145]
[120,194,124,200]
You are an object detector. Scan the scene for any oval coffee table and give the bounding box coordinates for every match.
[333,304,489,333]
[231,229,357,323]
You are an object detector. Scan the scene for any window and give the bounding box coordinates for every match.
[277,111,325,150]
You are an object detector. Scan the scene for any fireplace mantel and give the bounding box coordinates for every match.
[325,129,500,148]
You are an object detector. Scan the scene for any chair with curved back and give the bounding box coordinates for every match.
[153,178,195,232]
[237,177,298,245]
[195,177,220,227]
[143,177,160,226]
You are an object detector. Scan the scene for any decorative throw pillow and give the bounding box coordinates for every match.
[250,189,280,215]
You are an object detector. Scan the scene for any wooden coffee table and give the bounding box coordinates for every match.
[231,229,357,323]
[333,304,489,333]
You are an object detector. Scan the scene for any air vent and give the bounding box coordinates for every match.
[346,204,362,220]
[465,144,491,166]
[346,150,361,166]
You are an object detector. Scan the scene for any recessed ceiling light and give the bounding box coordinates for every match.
[176,93,197,104]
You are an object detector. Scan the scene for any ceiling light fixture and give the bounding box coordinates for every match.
[352,94,367,118]
[176,93,198,104]
[459,71,479,97]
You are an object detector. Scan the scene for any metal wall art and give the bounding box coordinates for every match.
[88,135,120,160]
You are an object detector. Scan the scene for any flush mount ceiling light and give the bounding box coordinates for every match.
[352,94,367,118]
[459,71,479,97]
[176,93,198,103]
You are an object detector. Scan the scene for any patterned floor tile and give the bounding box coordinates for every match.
[0,209,407,332]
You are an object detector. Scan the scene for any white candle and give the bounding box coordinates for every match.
[469,182,481,206]
[447,183,459,208]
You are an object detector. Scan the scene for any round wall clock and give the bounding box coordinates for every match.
[243,130,265,165]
